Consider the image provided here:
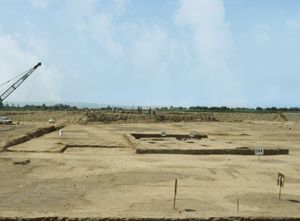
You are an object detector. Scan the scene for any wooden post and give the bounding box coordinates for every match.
[279,185,282,200]
[277,173,285,200]
[173,179,177,209]
[237,198,239,212]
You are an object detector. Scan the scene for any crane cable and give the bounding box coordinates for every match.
[26,68,39,102]
[0,67,32,88]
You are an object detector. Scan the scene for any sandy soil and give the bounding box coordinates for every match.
[0,121,300,218]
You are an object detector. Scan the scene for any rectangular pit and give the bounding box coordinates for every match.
[125,133,289,155]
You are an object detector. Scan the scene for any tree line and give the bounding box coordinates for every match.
[0,102,299,113]
[0,103,78,111]
[157,106,300,113]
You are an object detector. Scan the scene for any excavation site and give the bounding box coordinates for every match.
[1,1,300,220]
[0,111,300,221]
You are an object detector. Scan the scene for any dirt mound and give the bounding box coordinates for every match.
[0,111,86,124]
[273,112,288,122]
[81,112,216,124]
[4,110,300,124]
[282,112,300,122]
[213,112,279,122]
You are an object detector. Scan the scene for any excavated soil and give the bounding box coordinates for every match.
[0,117,300,219]
[3,110,300,125]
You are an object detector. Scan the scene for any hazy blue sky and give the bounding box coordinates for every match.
[0,0,300,107]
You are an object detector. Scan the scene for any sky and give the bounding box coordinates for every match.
[0,0,300,107]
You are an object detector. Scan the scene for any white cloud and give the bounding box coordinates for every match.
[65,0,96,19]
[70,1,124,57]
[286,17,300,31]
[132,26,169,76]
[89,13,123,57]
[254,23,271,47]
[7,0,246,106]
[174,0,244,106]
[0,34,62,102]
[31,0,48,9]
[111,0,129,16]
[175,0,233,69]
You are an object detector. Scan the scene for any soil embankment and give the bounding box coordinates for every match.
[2,110,300,124]
[1,125,63,151]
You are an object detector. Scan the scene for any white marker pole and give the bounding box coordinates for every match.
[59,128,64,137]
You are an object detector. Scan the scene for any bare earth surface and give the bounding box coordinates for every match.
[0,121,300,218]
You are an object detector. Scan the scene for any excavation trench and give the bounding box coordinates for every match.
[5,144,127,153]
[60,144,127,153]
[136,148,289,155]
[124,133,289,156]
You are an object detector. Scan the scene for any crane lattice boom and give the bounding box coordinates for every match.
[0,62,42,103]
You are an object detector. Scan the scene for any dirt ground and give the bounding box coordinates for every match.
[0,120,300,219]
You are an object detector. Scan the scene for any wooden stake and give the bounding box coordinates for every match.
[173,179,177,209]
[279,185,282,200]
[277,172,285,200]
[237,198,239,212]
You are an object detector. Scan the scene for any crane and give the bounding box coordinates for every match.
[0,62,42,105]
